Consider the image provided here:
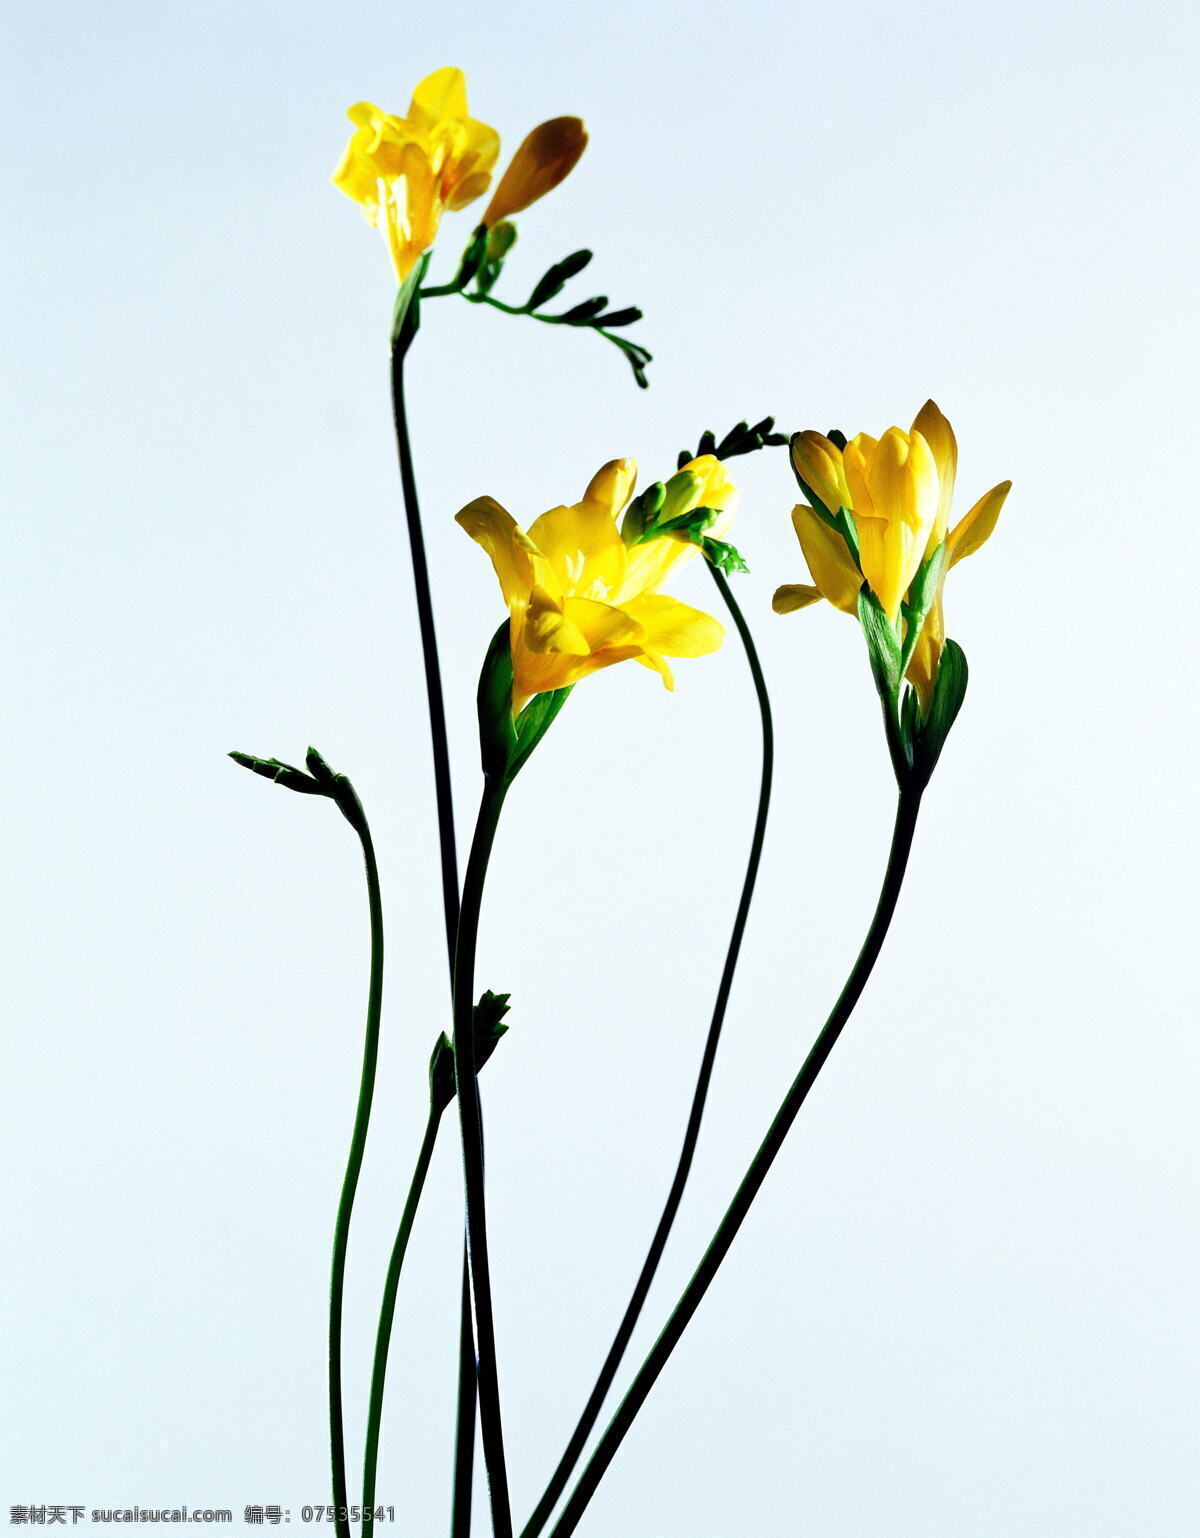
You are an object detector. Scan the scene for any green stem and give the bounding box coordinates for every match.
[361,1098,444,1521]
[329,811,385,1538]
[390,335,461,967]
[547,787,924,1538]
[454,779,514,1538]
[450,1248,477,1538]
[461,291,637,355]
[389,326,479,1535]
[520,564,773,1538]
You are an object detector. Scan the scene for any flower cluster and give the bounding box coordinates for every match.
[774,400,1009,710]
[457,456,736,712]
[332,67,586,282]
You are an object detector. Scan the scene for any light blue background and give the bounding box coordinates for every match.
[4,0,1198,1533]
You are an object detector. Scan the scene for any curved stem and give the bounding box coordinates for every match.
[453,780,514,1538]
[390,338,461,967]
[362,1100,444,1520]
[329,816,386,1538]
[520,564,774,1538]
[389,332,479,1534]
[547,788,924,1538]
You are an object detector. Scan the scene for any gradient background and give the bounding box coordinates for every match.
[5,0,1199,1532]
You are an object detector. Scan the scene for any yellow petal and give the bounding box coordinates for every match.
[620,593,724,657]
[526,496,628,601]
[854,429,939,620]
[582,457,638,516]
[482,116,588,225]
[772,583,824,614]
[523,585,590,655]
[634,650,675,690]
[904,592,945,713]
[841,434,879,521]
[409,67,470,128]
[560,597,644,650]
[948,480,1011,567]
[791,432,851,515]
[790,504,861,615]
[911,399,957,546]
[456,496,535,607]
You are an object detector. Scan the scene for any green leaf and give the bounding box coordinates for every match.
[914,638,969,783]
[898,540,947,676]
[857,586,902,702]
[510,686,573,781]
[525,249,593,311]
[476,622,519,785]
[390,252,430,348]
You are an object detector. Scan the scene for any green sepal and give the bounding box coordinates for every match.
[525,249,593,311]
[485,220,517,263]
[476,621,572,787]
[898,540,947,676]
[477,623,521,784]
[899,685,922,766]
[857,586,902,702]
[561,295,608,324]
[429,1033,456,1114]
[391,252,430,349]
[228,751,323,795]
[447,224,489,292]
[702,536,750,574]
[510,685,573,781]
[230,745,367,835]
[594,306,642,328]
[912,639,968,785]
[826,427,848,451]
[471,990,511,1073]
[428,992,511,1114]
[677,416,786,470]
[621,482,664,544]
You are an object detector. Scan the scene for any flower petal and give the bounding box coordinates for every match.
[483,117,588,225]
[772,583,824,614]
[911,399,957,544]
[790,504,861,615]
[456,496,535,607]
[620,593,724,657]
[409,67,470,127]
[949,480,1011,567]
[526,497,628,601]
[523,586,591,655]
[791,432,851,515]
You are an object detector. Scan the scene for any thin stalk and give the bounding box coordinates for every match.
[453,781,514,1538]
[520,563,774,1538]
[547,788,924,1538]
[389,337,460,965]
[329,815,386,1538]
[388,331,478,1534]
[463,290,633,354]
[361,1098,444,1519]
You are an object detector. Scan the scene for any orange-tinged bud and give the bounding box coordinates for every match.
[483,116,588,226]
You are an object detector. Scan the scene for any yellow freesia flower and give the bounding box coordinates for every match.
[333,69,588,284]
[482,117,588,227]
[457,457,734,712]
[774,401,1010,708]
[332,67,500,282]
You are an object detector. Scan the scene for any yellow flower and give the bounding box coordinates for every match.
[332,67,501,282]
[482,117,588,227]
[774,400,1010,709]
[457,456,733,712]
